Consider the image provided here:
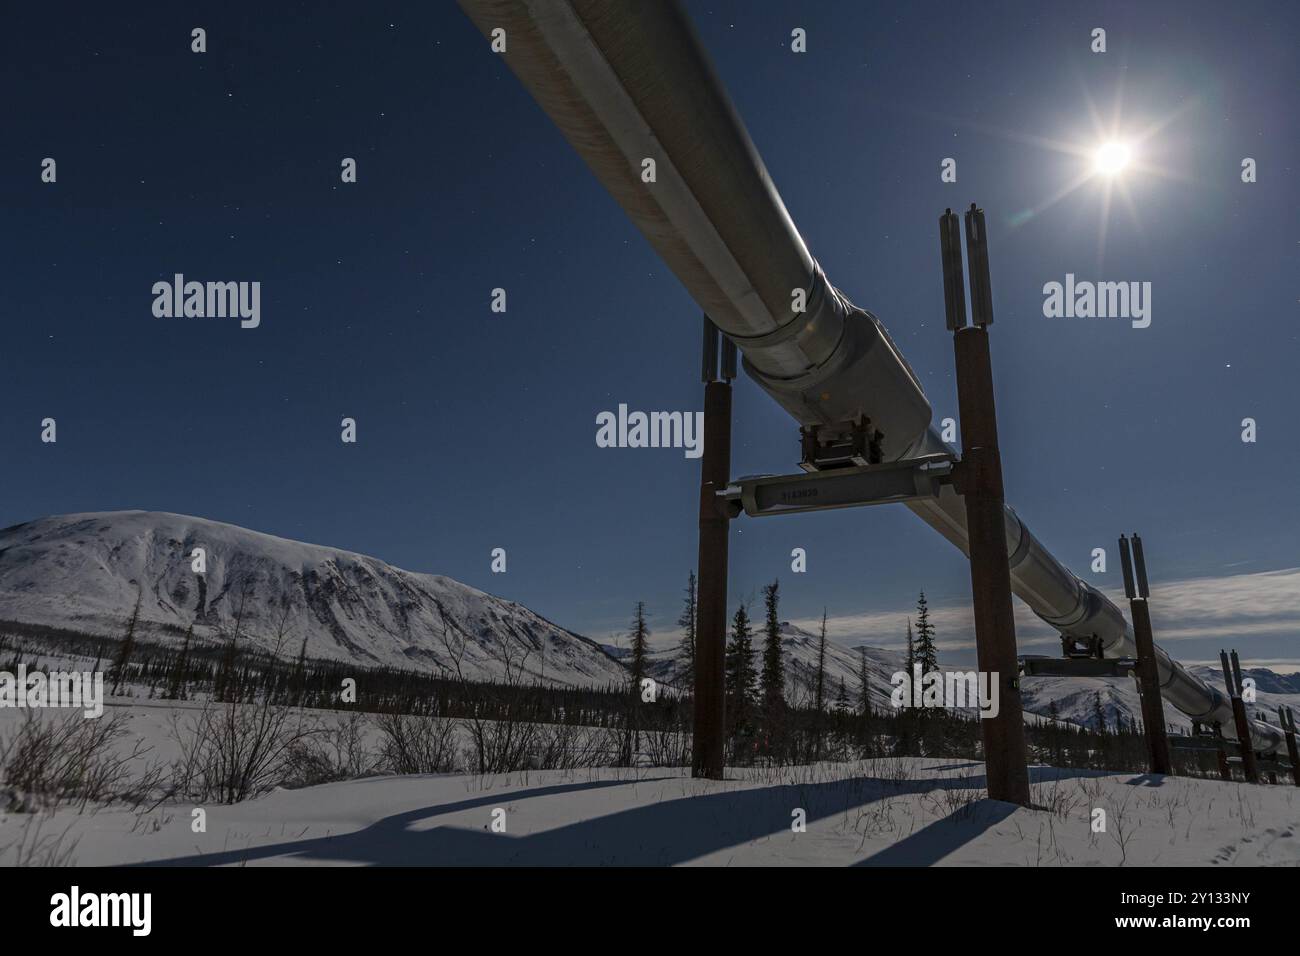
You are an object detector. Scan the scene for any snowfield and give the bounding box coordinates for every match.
[5,756,1299,867]
[3,512,1299,868]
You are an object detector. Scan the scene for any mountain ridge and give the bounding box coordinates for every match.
[0,511,627,687]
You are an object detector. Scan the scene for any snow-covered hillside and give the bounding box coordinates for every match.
[1020,662,1300,734]
[0,512,627,687]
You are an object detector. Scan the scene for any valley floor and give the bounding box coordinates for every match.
[4,757,1299,867]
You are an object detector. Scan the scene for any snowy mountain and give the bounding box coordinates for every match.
[773,622,907,711]
[1019,662,1300,733]
[1018,668,1158,732]
[0,511,628,687]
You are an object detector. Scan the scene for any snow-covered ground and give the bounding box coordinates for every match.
[4,754,1298,867]
[3,511,1298,867]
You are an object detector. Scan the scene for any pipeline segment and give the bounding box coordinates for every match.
[458,0,1281,753]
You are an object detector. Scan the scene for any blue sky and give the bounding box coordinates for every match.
[3,1,1297,668]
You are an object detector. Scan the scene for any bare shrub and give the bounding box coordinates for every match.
[435,601,539,774]
[169,699,312,804]
[599,723,633,766]
[374,712,459,775]
[0,711,162,812]
[640,723,690,768]
[283,712,380,787]
[920,775,985,821]
[1107,786,1137,865]
[532,722,610,770]
[1031,775,1083,821]
[462,714,537,774]
[0,813,80,866]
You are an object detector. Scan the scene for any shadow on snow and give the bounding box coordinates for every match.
[135,765,1109,867]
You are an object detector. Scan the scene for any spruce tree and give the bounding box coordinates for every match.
[813,609,828,716]
[110,587,143,697]
[1092,690,1107,735]
[625,601,650,765]
[676,571,697,693]
[857,646,871,717]
[163,621,192,700]
[811,609,829,762]
[291,635,308,706]
[215,579,252,704]
[904,619,915,677]
[628,601,650,689]
[760,580,785,714]
[834,677,850,713]
[1047,699,1062,764]
[759,580,786,760]
[914,592,938,674]
[725,603,757,738]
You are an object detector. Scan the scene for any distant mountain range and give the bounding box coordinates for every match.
[3,511,1295,732]
[629,623,1300,732]
[1018,661,1300,733]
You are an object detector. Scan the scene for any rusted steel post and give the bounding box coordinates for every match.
[1215,726,1232,782]
[1221,649,1259,784]
[692,317,733,779]
[942,205,1030,806]
[1280,707,1300,787]
[1118,534,1171,775]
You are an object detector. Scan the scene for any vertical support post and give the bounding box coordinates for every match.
[1221,649,1259,784]
[1280,707,1300,787]
[1213,723,1232,781]
[693,315,732,779]
[941,205,1030,805]
[1231,649,1260,784]
[1118,534,1171,775]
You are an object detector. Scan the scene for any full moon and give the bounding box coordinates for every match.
[1092,141,1132,176]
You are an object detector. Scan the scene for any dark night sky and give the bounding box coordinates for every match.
[3,1,1297,666]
